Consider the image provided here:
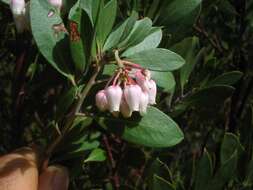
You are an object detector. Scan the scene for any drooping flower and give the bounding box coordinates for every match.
[48,0,62,9]
[124,84,142,112]
[95,90,108,112]
[120,98,132,118]
[95,58,157,117]
[105,85,122,112]
[147,80,157,105]
[139,91,149,116]
[10,0,25,15]
[10,0,29,33]
[135,71,150,91]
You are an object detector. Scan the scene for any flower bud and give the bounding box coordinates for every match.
[10,0,25,15]
[124,84,142,112]
[139,91,149,116]
[135,71,150,91]
[96,90,108,112]
[147,80,157,105]
[120,98,132,118]
[48,0,62,9]
[106,85,122,112]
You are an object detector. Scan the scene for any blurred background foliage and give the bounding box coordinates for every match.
[1,0,253,189]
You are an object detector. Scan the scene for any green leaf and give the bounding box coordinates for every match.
[102,64,117,76]
[172,85,234,116]
[122,28,162,57]
[96,0,117,47]
[152,175,175,190]
[221,133,244,164]
[244,151,253,186]
[194,149,213,190]
[118,17,153,49]
[182,85,234,107]
[79,0,101,26]
[1,0,8,4]
[209,71,243,87]
[171,37,200,91]
[69,1,87,73]
[151,71,175,92]
[96,106,184,148]
[158,0,201,42]
[148,158,173,189]
[30,0,73,80]
[57,140,100,161]
[55,116,99,161]
[84,148,106,163]
[103,16,136,51]
[146,0,161,19]
[56,117,94,152]
[206,151,238,190]
[124,48,185,71]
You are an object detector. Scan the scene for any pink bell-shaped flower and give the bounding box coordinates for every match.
[106,85,122,112]
[135,71,150,91]
[120,98,132,118]
[124,84,142,111]
[10,0,25,15]
[139,91,149,116]
[48,0,62,9]
[147,80,157,105]
[96,90,108,112]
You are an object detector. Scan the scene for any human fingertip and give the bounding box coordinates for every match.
[38,165,69,190]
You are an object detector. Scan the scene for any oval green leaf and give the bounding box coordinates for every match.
[122,28,162,57]
[209,71,243,87]
[30,0,73,80]
[158,0,201,42]
[84,148,106,163]
[103,16,136,51]
[118,17,153,49]
[151,71,175,92]
[96,0,117,47]
[96,106,184,148]
[124,48,185,71]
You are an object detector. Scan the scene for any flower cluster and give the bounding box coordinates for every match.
[96,63,157,118]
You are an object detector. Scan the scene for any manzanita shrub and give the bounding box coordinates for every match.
[1,0,253,189]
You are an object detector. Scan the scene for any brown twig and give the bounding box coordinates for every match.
[103,135,116,168]
[45,65,101,158]
[102,135,121,190]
